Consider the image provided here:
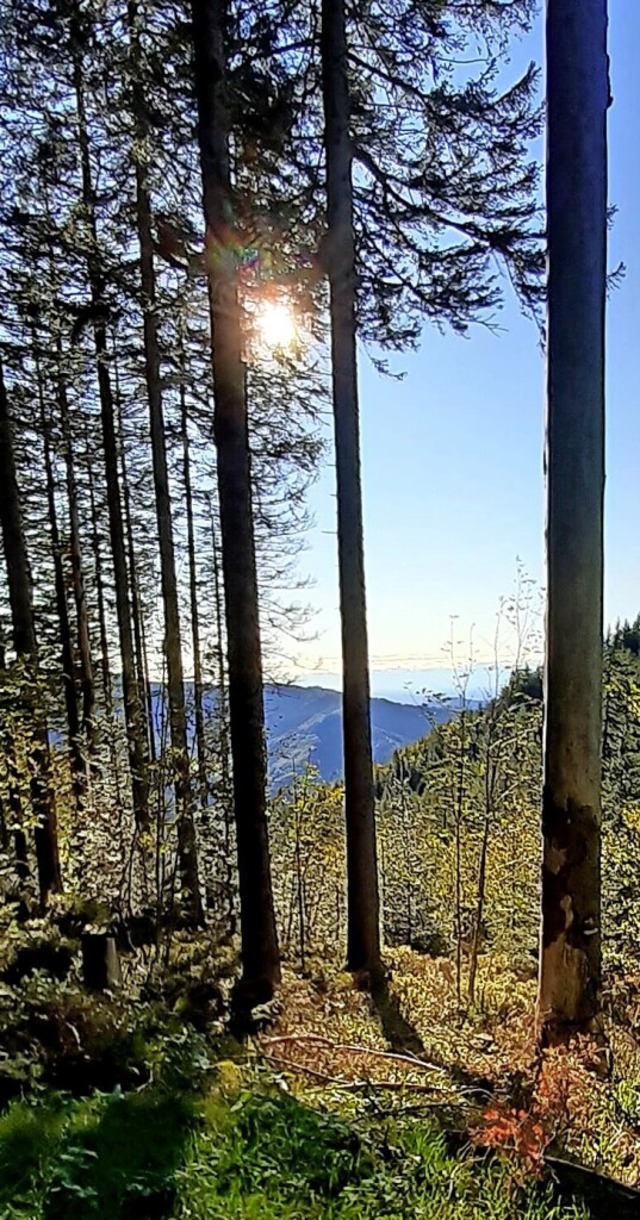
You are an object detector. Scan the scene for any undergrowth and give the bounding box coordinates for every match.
[0,1069,591,1219]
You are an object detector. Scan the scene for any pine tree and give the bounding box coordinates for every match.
[0,358,61,907]
[320,0,380,974]
[191,0,281,998]
[536,0,608,1046]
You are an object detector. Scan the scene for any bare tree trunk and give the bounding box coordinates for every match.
[536,0,608,1046]
[209,497,235,931]
[180,373,208,809]
[72,45,150,832]
[58,370,95,753]
[114,372,155,768]
[191,0,280,998]
[0,358,61,906]
[453,706,466,1006]
[129,7,202,922]
[320,0,380,975]
[0,637,30,885]
[86,435,113,713]
[39,378,86,814]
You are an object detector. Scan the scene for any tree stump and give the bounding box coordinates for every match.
[81,931,122,991]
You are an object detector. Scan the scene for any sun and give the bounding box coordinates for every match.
[257,300,297,350]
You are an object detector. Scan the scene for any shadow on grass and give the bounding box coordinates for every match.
[370,969,426,1057]
[0,1087,198,1219]
[370,970,495,1100]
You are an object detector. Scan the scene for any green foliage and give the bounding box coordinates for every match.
[0,1088,197,1219]
[267,622,640,1004]
[175,1086,588,1220]
[0,1070,592,1219]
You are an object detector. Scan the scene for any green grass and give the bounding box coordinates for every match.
[0,1079,591,1220]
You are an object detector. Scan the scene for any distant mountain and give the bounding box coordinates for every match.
[140,682,462,789]
[264,684,454,787]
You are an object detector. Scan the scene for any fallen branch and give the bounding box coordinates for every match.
[260,1032,444,1075]
[260,1048,455,1098]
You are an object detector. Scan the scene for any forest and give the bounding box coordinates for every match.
[0,0,630,1215]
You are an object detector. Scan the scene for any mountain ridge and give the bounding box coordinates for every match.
[263,683,455,786]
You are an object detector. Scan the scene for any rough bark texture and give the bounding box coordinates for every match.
[130,4,203,923]
[0,358,61,905]
[320,0,380,973]
[191,0,280,995]
[72,49,150,832]
[536,0,608,1045]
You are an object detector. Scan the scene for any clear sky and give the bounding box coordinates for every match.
[289,2,640,700]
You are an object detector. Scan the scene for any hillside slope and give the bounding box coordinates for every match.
[264,684,452,786]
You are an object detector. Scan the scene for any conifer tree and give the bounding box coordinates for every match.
[536,0,609,1046]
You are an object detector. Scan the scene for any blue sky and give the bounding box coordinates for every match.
[289,2,640,700]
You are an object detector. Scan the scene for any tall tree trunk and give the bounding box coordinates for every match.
[0,635,30,885]
[210,496,235,932]
[114,355,155,766]
[39,377,86,814]
[536,0,608,1046]
[86,433,113,715]
[191,0,280,997]
[72,45,150,832]
[180,372,208,809]
[128,10,202,921]
[0,358,61,906]
[320,0,380,974]
[58,369,95,753]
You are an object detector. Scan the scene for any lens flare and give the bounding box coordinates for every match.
[257,301,296,349]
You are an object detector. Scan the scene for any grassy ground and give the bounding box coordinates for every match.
[2,925,640,1218]
[0,1073,590,1219]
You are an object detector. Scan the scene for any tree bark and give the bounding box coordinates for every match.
[114,376,155,767]
[58,369,96,753]
[39,377,86,814]
[536,0,608,1045]
[180,370,208,809]
[129,0,202,924]
[320,0,380,974]
[86,433,113,714]
[210,497,235,931]
[72,46,150,832]
[0,639,30,885]
[81,932,122,991]
[191,0,280,996]
[0,358,61,906]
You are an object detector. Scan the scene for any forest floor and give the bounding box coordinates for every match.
[1,922,640,1217]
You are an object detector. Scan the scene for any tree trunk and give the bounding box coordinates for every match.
[191,0,280,997]
[320,0,380,974]
[114,372,155,767]
[0,640,30,885]
[81,932,122,991]
[180,372,208,809]
[210,498,235,930]
[536,0,608,1045]
[72,48,150,833]
[130,3,202,924]
[39,378,86,814]
[86,432,117,719]
[58,370,96,753]
[0,358,61,906]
